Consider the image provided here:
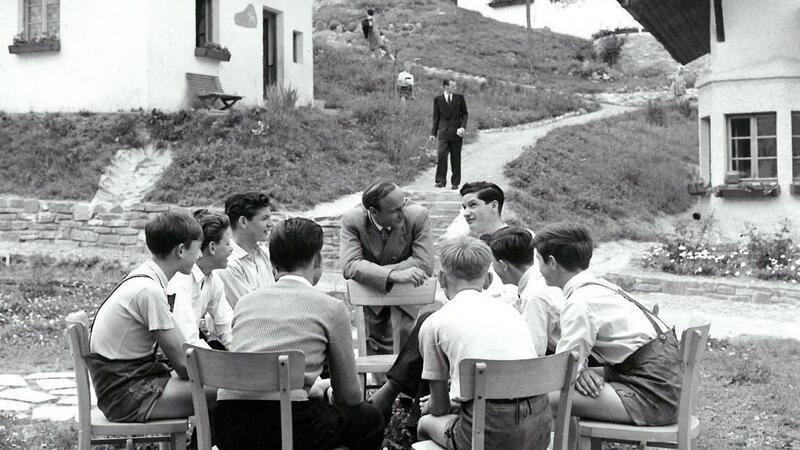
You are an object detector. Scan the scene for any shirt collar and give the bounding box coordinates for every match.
[278,274,313,287]
[191,264,207,285]
[517,264,540,294]
[143,260,169,292]
[448,288,481,303]
[230,238,268,261]
[368,211,391,232]
[562,270,596,300]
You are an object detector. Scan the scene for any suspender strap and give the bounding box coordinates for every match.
[90,274,154,332]
[575,281,669,340]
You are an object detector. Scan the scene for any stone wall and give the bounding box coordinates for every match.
[606,271,800,304]
[0,196,343,268]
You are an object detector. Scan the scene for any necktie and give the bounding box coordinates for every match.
[446,94,451,103]
[380,228,390,245]
[166,293,176,313]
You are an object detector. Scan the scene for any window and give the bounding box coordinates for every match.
[293,31,303,64]
[196,0,213,46]
[793,113,800,179]
[23,0,60,40]
[728,113,777,180]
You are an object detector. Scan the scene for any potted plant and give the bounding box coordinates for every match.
[8,32,61,54]
[714,181,781,198]
[194,42,231,62]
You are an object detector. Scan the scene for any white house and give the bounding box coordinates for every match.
[457,0,641,39]
[0,0,314,112]
[618,0,800,237]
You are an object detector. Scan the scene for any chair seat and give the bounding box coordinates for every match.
[91,408,189,436]
[411,440,445,450]
[578,415,700,442]
[355,354,397,373]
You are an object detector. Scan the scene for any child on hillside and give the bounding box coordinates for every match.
[537,223,683,427]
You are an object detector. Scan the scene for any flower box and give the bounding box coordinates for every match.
[8,40,60,54]
[714,182,780,198]
[687,182,709,196]
[194,46,231,62]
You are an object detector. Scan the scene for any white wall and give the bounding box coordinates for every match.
[0,0,149,112]
[0,0,314,112]
[693,0,800,238]
[456,0,640,39]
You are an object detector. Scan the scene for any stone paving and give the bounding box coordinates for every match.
[0,371,88,422]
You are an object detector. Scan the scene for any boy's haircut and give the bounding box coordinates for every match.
[438,236,492,281]
[269,218,324,272]
[443,79,452,87]
[362,181,397,211]
[367,8,374,15]
[460,181,504,214]
[193,209,230,251]
[145,211,203,258]
[224,192,271,229]
[482,227,534,266]
[531,223,593,271]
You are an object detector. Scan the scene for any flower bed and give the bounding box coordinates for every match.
[643,221,800,283]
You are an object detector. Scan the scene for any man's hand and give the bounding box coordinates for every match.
[575,369,605,398]
[456,127,465,137]
[388,267,428,287]
[428,135,436,143]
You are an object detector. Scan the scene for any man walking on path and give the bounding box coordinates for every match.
[429,79,468,190]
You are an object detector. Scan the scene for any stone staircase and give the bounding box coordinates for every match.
[408,189,463,241]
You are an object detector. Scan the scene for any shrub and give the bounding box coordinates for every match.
[597,35,625,67]
[645,100,667,127]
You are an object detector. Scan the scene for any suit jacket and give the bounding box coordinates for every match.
[340,202,434,315]
[430,93,468,142]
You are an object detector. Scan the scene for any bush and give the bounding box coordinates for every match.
[645,100,668,127]
[597,35,625,67]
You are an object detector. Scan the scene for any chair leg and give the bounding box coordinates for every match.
[159,442,169,450]
[78,431,91,450]
[359,373,367,400]
[171,432,187,450]
[577,435,593,450]
[125,438,135,450]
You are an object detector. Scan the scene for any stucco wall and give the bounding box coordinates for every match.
[693,0,800,238]
[0,0,149,112]
[0,0,313,112]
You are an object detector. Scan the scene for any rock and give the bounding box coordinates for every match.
[0,400,31,411]
[0,388,57,404]
[25,372,75,380]
[31,405,77,421]
[0,374,27,387]
[35,378,76,391]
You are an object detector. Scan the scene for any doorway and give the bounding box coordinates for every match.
[263,9,278,97]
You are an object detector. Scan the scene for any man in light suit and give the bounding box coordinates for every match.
[340,181,434,356]
[429,79,468,190]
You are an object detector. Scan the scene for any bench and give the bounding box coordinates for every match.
[186,73,243,110]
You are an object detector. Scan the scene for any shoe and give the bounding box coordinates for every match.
[434,183,445,188]
[451,185,459,190]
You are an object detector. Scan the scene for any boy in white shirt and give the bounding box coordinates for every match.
[396,61,415,100]
[482,226,564,357]
[536,223,682,426]
[169,210,234,350]
[416,236,551,450]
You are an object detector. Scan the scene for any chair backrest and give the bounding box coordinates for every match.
[186,73,224,95]
[347,279,437,355]
[677,323,710,446]
[185,345,305,450]
[459,352,578,450]
[64,312,93,440]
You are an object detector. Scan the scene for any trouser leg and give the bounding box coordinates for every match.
[364,306,393,355]
[385,311,435,398]
[450,140,462,187]
[435,139,450,185]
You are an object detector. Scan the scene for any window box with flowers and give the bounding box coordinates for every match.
[8,33,60,54]
[194,42,231,62]
[713,181,781,198]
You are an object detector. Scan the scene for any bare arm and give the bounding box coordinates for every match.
[428,380,451,416]
[154,328,189,379]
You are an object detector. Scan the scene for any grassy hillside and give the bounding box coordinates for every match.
[505,102,698,242]
[314,0,668,93]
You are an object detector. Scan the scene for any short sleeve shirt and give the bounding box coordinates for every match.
[90,260,175,360]
[168,264,233,348]
[217,240,275,308]
[419,289,536,402]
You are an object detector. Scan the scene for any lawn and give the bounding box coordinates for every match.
[2,256,798,449]
[504,101,698,243]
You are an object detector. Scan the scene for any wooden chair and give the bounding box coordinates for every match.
[185,73,243,110]
[65,313,189,450]
[412,351,579,450]
[576,323,711,450]
[346,279,437,393]
[185,346,305,450]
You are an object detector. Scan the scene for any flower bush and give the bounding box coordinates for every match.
[643,220,800,282]
[12,31,59,45]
